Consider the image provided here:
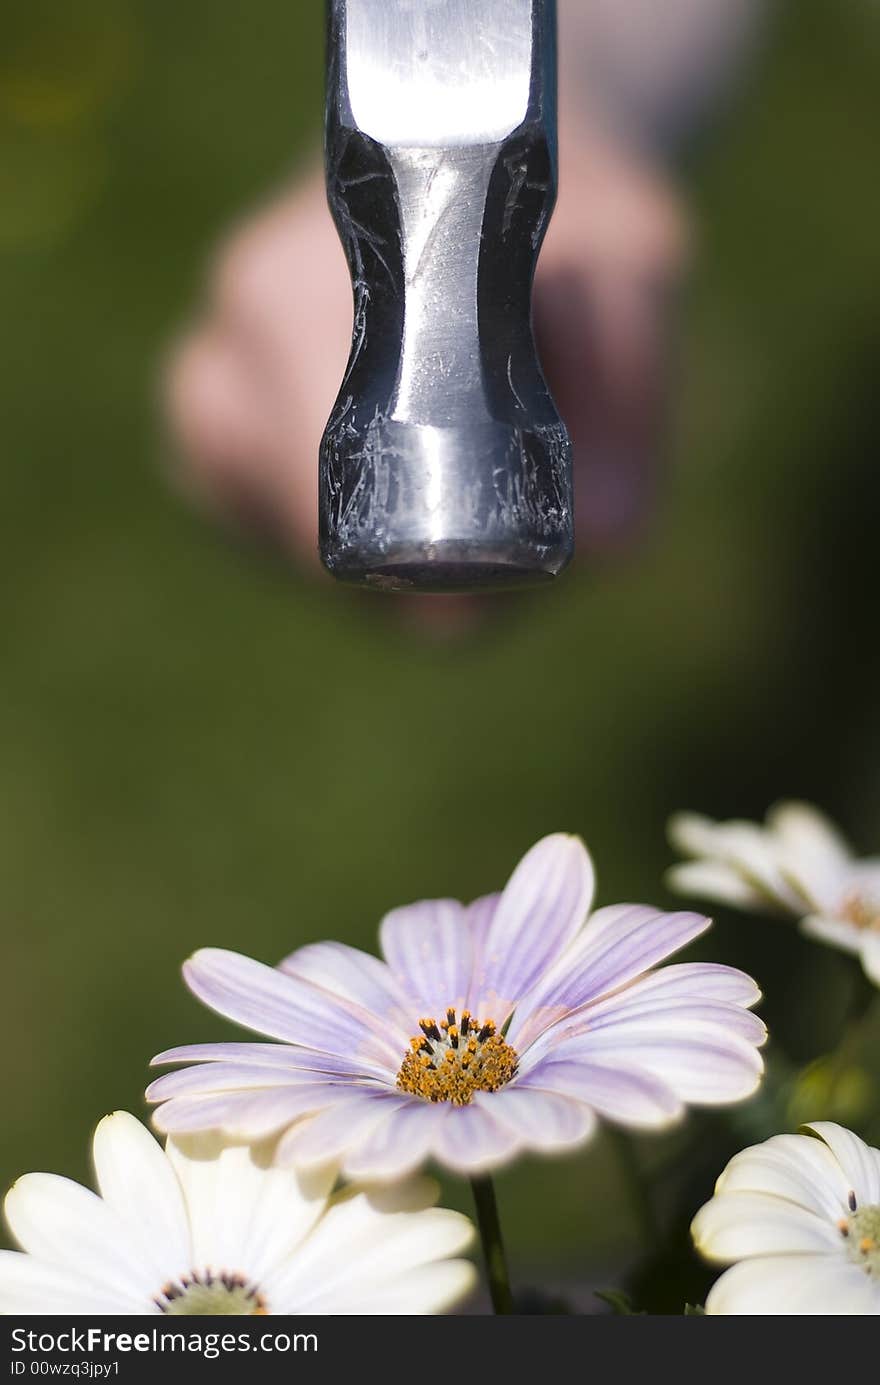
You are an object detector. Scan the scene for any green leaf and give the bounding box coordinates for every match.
[684,1303,706,1315]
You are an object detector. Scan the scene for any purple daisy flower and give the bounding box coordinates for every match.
[148,834,766,1180]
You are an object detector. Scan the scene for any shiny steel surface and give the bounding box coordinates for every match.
[320,0,572,590]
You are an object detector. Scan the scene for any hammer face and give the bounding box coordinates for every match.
[320,0,573,592]
[344,0,534,148]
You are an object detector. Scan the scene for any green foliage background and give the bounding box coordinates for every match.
[1,0,879,1311]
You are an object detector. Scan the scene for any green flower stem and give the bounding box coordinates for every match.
[470,1175,514,1314]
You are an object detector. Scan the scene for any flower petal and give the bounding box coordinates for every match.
[519,1056,682,1129]
[307,1260,477,1315]
[664,860,766,911]
[705,1254,879,1314]
[593,960,761,1008]
[266,1178,473,1313]
[565,1028,763,1105]
[463,892,501,1008]
[861,933,880,987]
[509,906,710,1050]
[668,812,731,857]
[152,1085,341,1139]
[484,1086,596,1151]
[715,1133,851,1220]
[465,892,500,946]
[581,995,767,1047]
[148,1057,384,1107]
[692,1190,841,1260]
[799,912,862,957]
[91,1113,191,1283]
[183,948,400,1068]
[379,899,476,1019]
[277,1091,408,1169]
[165,1135,335,1285]
[0,1250,143,1315]
[278,941,410,1039]
[573,906,712,998]
[341,1101,451,1182]
[151,1042,391,1082]
[4,1174,156,1299]
[767,801,852,877]
[475,835,594,1017]
[803,1123,880,1206]
[147,1063,333,1103]
[153,1042,325,1069]
[668,812,802,911]
[434,1100,525,1175]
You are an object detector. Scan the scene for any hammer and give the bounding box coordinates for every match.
[320,0,572,591]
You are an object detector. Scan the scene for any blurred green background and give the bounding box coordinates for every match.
[1,0,879,1311]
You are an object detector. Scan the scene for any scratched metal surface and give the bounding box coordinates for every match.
[320,0,573,590]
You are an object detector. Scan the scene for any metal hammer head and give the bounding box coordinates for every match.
[320,0,572,591]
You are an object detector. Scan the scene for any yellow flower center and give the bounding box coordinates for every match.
[839,1194,880,1277]
[155,1271,269,1315]
[396,1008,518,1105]
[839,890,880,933]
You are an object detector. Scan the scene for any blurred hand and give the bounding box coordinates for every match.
[165,131,686,569]
[165,0,768,584]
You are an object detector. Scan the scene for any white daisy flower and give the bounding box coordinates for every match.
[668,802,880,986]
[0,1112,475,1315]
[692,1121,880,1314]
[148,833,766,1181]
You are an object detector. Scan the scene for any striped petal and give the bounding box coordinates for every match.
[509,906,710,1050]
[340,1101,451,1181]
[279,941,411,1040]
[474,835,594,1018]
[277,1091,409,1169]
[379,899,476,1019]
[151,1042,391,1082]
[564,1027,763,1105]
[183,948,400,1069]
[152,1085,341,1139]
[483,1086,596,1151]
[519,1056,682,1129]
